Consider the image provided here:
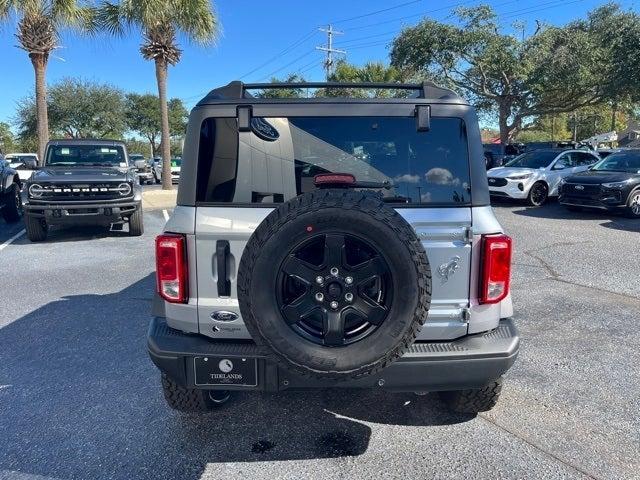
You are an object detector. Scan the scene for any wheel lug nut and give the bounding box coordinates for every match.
[330,267,339,276]
[316,276,324,285]
[330,301,339,309]
[345,293,353,302]
[315,293,324,302]
[345,276,353,285]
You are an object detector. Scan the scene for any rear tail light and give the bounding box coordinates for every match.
[155,233,188,303]
[480,234,512,304]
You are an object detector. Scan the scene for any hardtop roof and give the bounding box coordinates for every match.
[196,80,467,106]
[47,139,126,146]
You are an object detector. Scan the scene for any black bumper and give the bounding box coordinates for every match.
[148,317,519,393]
[559,193,626,211]
[24,199,141,225]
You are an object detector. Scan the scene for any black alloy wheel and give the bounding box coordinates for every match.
[528,182,548,207]
[276,233,393,347]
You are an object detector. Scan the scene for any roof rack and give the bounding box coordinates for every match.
[198,80,460,104]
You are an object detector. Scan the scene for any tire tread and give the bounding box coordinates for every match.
[237,189,432,380]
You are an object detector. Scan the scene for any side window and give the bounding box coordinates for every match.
[556,153,576,168]
[576,152,597,166]
[196,118,239,203]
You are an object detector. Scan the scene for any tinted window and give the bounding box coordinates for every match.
[197,116,471,205]
[46,145,126,166]
[574,152,598,166]
[555,153,577,168]
[592,151,640,173]
[506,151,558,169]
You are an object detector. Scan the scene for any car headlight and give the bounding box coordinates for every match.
[28,183,45,197]
[602,181,630,189]
[508,173,532,180]
[116,182,132,196]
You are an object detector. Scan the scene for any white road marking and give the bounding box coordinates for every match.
[0,229,25,252]
[162,209,170,221]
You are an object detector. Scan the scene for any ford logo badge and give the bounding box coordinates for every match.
[211,311,239,322]
[251,118,280,141]
[575,185,584,190]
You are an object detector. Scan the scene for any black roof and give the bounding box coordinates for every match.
[47,138,125,146]
[197,80,464,106]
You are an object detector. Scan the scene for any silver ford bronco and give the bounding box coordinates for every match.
[149,81,518,414]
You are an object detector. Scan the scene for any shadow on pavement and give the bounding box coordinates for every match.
[0,274,470,480]
[493,199,640,231]
[11,224,132,245]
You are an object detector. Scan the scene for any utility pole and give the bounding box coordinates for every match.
[316,25,346,80]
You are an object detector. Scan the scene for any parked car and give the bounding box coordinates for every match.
[148,80,519,415]
[487,149,600,206]
[482,143,522,169]
[0,159,23,223]
[594,148,622,159]
[23,139,143,241]
[559,149,640,217]
[5,153,39,183]
[152,157,181,184]
[130,153,154,185]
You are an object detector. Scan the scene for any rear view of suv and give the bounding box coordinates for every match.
[149,81,519,414]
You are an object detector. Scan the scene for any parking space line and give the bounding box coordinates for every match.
[162,209,169,221]
[0,229,25,252]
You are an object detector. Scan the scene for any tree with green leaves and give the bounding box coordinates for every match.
[257,74,307,98]
[125,93,188,156]
[390,4,640,144]
[97,0,219,189]
[0,122,17,154]
[15,78,127,140]
[0,0,93,163]
[325,60,405,97]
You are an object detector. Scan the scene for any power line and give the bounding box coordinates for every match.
[344,0,520,32]
[260,49,316,81]
[326,0,422,25]
[335,0,580,50]
[239,29,316,79]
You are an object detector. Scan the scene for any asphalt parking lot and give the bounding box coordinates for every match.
[0,195,638,480]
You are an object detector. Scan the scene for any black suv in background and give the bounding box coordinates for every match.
[0,159,23,223]
[559,149,640,218]
[23,139,143,241]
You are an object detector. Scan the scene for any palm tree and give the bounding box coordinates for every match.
[98,0,219,189]
[0,0,92,163]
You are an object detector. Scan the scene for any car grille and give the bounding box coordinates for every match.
[563,183,600,197]
[488,177,508,187]
[30,182,132,201]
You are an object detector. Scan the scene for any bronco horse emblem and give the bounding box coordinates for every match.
[438,256,461,282]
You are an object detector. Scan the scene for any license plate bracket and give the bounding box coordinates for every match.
[193,356,258,387]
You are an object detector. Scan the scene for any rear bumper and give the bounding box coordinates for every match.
[24,199,141,225]
[148,317,519,392]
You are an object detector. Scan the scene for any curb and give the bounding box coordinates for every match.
[142,189,177,210]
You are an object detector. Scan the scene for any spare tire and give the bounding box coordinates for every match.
[237,189,432,380]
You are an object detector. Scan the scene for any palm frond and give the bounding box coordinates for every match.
[94,1,127,36]
[172,0,220,45]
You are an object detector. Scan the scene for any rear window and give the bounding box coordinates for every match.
[196,116,471,206]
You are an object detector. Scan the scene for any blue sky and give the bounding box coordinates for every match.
[0,0,637,124]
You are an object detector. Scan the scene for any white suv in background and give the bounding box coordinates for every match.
[487,149,600,206]
[5,153,39,183]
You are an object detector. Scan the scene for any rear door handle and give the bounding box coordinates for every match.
[216,240,231,297]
